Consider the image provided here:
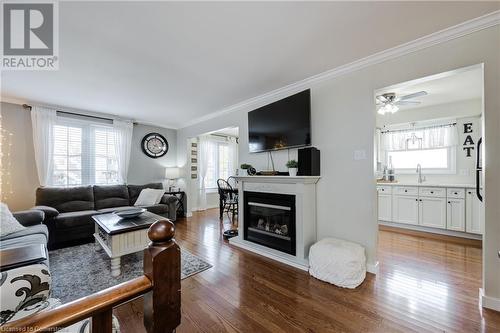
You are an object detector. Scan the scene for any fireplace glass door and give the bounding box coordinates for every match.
[244,192,296,255]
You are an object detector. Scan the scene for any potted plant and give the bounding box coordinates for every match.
[286,160,298,177]
[239,163,252,176]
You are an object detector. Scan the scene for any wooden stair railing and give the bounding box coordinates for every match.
[1,219,181,333]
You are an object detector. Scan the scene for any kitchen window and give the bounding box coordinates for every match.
[387,147,454,173]
[51,118,119,186]
[381,123,458,174]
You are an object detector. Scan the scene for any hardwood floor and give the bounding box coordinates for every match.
[115,209,500,332]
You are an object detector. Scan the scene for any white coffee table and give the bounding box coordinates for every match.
[92,211,164,277]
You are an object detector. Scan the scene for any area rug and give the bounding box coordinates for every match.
[49,243,211,303]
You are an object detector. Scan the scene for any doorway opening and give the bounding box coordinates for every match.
[187,127,240,236]
[373,64,484,308]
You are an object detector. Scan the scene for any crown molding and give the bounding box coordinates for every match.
[179,10,500,129]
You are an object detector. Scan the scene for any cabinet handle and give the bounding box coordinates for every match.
[454,192,458,195]
[420,199,422,201]
[448,201,451,204]
[430,191,434,194]
[468,191,472,194]
[415,199,418,202]
[405,190,408,192]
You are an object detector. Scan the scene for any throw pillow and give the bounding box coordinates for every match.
[134,189,165,206]
[0,202,26,237]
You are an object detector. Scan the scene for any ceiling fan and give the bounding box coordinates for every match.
[376,91,428,115]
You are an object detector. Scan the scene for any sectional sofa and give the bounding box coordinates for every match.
[34,183,177,249]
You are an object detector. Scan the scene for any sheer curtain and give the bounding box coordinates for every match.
[113,119,133,184]
[197,136,212,210]
[31,106,57,186]
[382,125,458,151]
[227,137,238,177]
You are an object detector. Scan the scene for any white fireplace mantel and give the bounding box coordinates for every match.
[229,175,320,271]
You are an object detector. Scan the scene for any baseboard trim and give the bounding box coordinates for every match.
[366,261,379,275]
[480,288,500,312]
[191,205,219,211]
[379,223,482,248]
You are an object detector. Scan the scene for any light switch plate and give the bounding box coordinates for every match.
[354,150,367,160]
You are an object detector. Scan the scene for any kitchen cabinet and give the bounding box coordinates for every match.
[378,193,392,222]
[466,190,483,234]
[447,198,465,231]
[419,197,447,229]
[392,195,419,225]
[377,184,479,236]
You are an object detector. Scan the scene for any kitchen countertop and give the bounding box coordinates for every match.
[376,181,477,188]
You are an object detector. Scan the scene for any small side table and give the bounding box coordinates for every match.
[0,244,47,272]
[165,191,186,218]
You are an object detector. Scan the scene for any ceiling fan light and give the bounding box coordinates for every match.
[377,107,386,115]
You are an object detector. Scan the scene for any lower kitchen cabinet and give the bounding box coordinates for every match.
[378,185,482,236]
[392,195,419,225]
[419,197,447,229]
[466,190,483,234]
[378,193,392,222]
[446,198,465,231]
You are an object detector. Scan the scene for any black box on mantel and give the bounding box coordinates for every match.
[298,147,320,176]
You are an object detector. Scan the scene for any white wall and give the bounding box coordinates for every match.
[376,99,482,184]
[178,25,500,303]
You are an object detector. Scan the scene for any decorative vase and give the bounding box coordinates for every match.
[288,168,298,177]
[238,168,249,176]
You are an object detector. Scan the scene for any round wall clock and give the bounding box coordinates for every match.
[141,133,169,158]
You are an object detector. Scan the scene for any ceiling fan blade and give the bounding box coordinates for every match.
[394,101,421,106]
[399,91,428,101]
[376,95,388,103]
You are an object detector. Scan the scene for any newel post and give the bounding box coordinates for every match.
[143,220,181,333]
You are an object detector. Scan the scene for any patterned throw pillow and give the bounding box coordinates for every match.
[0,263,51,325]
[0,202,26,237]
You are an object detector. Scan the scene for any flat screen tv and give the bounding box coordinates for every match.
[248,90,311,153]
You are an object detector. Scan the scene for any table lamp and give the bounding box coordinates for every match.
[165,167,181,191]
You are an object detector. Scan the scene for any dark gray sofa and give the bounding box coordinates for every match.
[34,183,177,249]
[0,209,49,265]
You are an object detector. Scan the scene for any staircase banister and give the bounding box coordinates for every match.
[1,276,152,332]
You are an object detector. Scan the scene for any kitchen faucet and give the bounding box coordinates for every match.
[416,164,425,183]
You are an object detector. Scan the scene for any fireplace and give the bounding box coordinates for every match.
[244,191,296,255]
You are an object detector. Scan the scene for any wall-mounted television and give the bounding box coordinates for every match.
[248,89,311,153]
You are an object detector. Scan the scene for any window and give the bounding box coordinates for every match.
[53,125,82,186]
[204,141,232,189]
[381,123,458,174]
[387,148,452,170]
[93,128,119,185]
[51,118,119,186]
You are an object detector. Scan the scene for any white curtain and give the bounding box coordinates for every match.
[382,125,458,151]
[227,137,238,177]
[31,106,57,186]
[197,135,211,210]
[113,119,133,184]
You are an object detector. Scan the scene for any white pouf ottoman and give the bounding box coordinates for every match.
[309,238,366,289]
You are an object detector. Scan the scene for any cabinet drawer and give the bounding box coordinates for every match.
[377,186,392,194]
[394,186,418,196]
[419,187,446,198]
[447,188,465,199]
